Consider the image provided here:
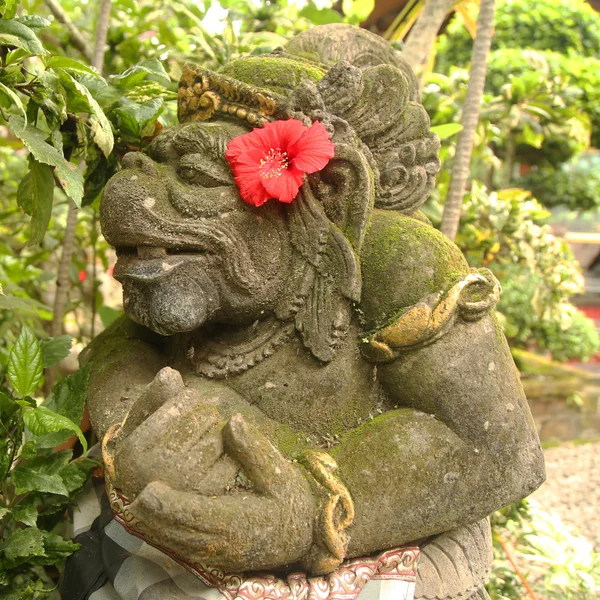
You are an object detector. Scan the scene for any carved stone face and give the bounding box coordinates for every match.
[101,121,293,336]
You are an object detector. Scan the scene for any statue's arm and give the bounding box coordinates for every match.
[80,315,168,439]
[331,312,545,559]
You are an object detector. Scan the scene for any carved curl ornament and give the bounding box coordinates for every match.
[361,269,501,363]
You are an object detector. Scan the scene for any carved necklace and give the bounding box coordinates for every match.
[188,317,295,378]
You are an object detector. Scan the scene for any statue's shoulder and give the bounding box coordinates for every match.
[79,315,165,367]
[359,209,470,332]
[359,210,501,362]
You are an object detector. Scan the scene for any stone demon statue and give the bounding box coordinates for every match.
[81,24,545,600]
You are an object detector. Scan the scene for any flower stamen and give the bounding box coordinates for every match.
[259,148,289,180]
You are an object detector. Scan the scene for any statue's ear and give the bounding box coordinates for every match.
[309,143,374,254]
[275,145,374,362]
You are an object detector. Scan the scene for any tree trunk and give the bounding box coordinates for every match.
[440,0,496,241]
[44,0,92,62]
[92,0,112,74]
[401,0,455,89]
[50,0,112,340]
[50,199,79,338]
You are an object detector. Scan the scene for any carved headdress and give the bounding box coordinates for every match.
[178,24,441,362]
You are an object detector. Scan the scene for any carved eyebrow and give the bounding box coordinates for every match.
[172,123,241,159]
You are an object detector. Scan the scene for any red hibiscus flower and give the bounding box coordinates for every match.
[225,118,335,206]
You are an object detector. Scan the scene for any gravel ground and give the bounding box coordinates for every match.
[532,441,600,550]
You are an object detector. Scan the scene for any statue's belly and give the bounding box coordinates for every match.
[224,334,390,440]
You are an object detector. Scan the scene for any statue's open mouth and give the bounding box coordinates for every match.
[114,246,209,283]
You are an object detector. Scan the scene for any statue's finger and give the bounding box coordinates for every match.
[132,481,283,570]
[130,481,230,560]
[223,413,300,497]
[121,367,185,437]
[114,397,224,496]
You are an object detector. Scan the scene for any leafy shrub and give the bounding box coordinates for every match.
[518,161,600,212]
[0,327,96,597]
[488,499,600,599]
[456,185,599,362]
[485,49,600,149]
[436,0,600,73]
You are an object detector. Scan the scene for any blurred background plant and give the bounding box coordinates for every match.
[2,0,600,596]
[489,499,600,600]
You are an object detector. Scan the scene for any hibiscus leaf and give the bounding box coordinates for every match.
[53,69,114,156]
[11,466,68,496]
[0,19,47,56]
[40,335,72,368]
[7,325,43,397]
[11,502,38,527]
[16,158,55,245]
[46,56,101,78]
[22,406,87,453]
[35,365,90,449]
[1,528,45,564]
[8,115,83,205]
[0,81,26,123]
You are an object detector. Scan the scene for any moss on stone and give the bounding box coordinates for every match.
[218,57,326,96]
[359,210,469,331]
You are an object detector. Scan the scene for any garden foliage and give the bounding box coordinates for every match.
[0,327,96,598]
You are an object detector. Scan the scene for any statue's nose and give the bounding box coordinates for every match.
[122,152,159,177]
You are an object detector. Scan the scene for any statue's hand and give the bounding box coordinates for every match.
[105,367,234,499]
[126,414,317,572]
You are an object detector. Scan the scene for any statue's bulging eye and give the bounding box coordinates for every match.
[176,153,234,188]
[177,163,224,188]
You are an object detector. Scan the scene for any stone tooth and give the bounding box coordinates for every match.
[137,247,167,258]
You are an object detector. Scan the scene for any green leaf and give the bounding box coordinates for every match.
[23,406,87,453]
[0,408,22,480]
[15,15,50,29]
[0,507,9,519]
[36,365,90,449]
[521,123,544,148]
[112,58,170,88]
[0,81,26,122]
[0,293,52,319]
[20,440,37,459]
[299,5,344,24]
[1,527,44,562]
[11,502,38,527]
[16,158,54,245]
[431,123,464,140]
[40,335,72,368]
[7,325,43,397]
[11,466,68,496]
[0,0,19,20]
[98,306,122,328]
[25,450,72,474]
[46,56,101,78]
[0,19,46,56]
[58,457,97,493]
[0,390,18,417]
[116,97,163,140]
[341,0,374,24]
[41,530,79,562]
[54,69,114,156]
[8,115,83,205]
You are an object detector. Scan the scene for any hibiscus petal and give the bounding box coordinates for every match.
[262,167,305,204]
[290,121,335,173]
[263,119,306,153]
[236,174,271,206]
[232,147,267,172]
[229,148,270,206]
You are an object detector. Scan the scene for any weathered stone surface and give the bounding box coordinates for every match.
[84,23,545,598]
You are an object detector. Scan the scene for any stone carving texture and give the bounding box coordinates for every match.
[84,24,545,600]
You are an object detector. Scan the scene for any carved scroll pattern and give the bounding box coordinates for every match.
[362,269,501,363]
[107,482,418,600]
